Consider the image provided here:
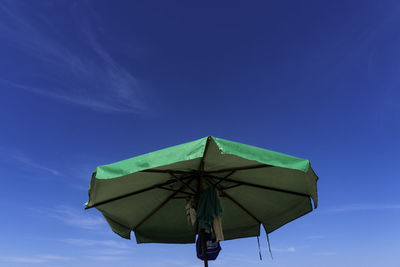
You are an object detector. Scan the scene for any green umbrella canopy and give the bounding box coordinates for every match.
[86,136,318,244]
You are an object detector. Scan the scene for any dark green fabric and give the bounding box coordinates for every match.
[197,187,222,230]
[86,136,319,244]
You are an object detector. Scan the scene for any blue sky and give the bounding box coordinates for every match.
[0,0,399,266]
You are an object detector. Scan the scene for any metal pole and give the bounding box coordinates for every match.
[198,169,208,267]
[201,229,208,267]
[198,137,211,267]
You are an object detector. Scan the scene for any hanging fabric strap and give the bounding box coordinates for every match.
[257,235,262,260]
[266,232,273,259]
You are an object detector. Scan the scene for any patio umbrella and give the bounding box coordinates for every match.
[85,136,318,266]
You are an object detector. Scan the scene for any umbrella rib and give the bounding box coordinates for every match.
[158,186,195,196]
[221,191,261,224]
[133,177,196,231]
[85,175,193,210]
[202,176,270,258]
[201,176,261,223]
[171,196,190,199]
[213,179,275,260]
[169,172,197,193]
[214,170,235,186]
[205,164,273,174]
[206,175,310,199]
[220,183,242,190]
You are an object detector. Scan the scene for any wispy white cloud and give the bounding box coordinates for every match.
[11,151,61,176]
[330,204,400,212]
[41,255,71,261]
[31,205,106,230]
[0,254,70,264]
[0,256,46,264]
[0,147,96,191]
[87,249,131,255]
[271,247,296,253]
[0,148,61,176]
[62,238,133,263]
[0,1,148,113]
[50,205,107,230]
[63,238,129,249]
[87,256,124,261]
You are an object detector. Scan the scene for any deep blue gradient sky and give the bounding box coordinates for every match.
[1,1,399,266]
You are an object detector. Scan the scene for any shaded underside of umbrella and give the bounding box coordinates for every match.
[85,136,318,244]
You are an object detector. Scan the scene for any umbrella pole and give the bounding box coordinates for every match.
[199,137,211,267]
[201,229,209,267]
[197,178,208,267]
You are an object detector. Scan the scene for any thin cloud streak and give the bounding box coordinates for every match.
[271,247,296,253]
[12,151,61,176]
[330,204,400,212]
[63,238,129,249]
[31,205,106,230]
[0,255,70,264]
[87,256,124,261]
[41,255,71,261]
[50,206,107,230]
[0,1,147,113]
[87,249,131,255]
[3,80,137,113]
[0,148,61,176]
[0,257,45,264]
